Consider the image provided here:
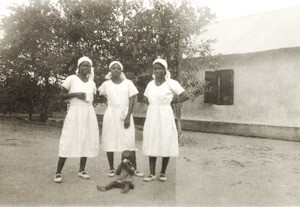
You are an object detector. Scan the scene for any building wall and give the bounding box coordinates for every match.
[95,47,300,129]
[181,47,300,127]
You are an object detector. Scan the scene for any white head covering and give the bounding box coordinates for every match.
[152,58,171,80]
[105,61,126,79]
[76,56,94,80]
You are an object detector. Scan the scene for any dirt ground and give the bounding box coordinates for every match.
[1,118,300,206]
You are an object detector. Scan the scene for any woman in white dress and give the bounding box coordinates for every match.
[54,56,99,183]
[98,61,143,177]
[142,58,189,182]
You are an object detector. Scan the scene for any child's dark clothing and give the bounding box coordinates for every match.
[102,180,134,194]
[97,150,135,194]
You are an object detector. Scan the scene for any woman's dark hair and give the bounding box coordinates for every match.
[121,150,133,162]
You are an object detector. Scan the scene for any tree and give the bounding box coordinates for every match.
[1,0,66,121]
[0,0,216,125]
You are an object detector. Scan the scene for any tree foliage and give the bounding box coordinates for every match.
[0,0,216,120]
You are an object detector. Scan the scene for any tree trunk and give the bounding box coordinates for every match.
[40,77,49,122]
[40,99,48,122]
[28,97,33,120]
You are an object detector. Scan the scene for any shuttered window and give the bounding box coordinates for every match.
[204,69,234,105]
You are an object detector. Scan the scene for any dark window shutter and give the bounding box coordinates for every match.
[204,71,218,104]
[218,69,234,105]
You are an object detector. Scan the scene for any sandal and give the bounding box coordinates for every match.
[54,174,62,183]
[107,170,115,177]
[78,171,90,179]
[159,173,167,182]
[143,174,156,182]
[134,170,144,177]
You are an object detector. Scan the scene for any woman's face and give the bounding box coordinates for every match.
[153,63,166,79]
[110,63,122,78]
[79,61,91,77]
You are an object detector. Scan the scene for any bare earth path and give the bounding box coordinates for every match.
[1,119,300,206]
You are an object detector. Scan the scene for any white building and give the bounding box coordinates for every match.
[181,6,300,141]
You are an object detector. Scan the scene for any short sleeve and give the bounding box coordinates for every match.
[127,80,139,97]
[62,75,73,91]
[168,79,185,95]
[144,81,152,97]
[98,81,107,96]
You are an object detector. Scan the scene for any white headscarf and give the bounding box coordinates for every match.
[105,61,126,79]
[152,58,171,80]
[76,56,94,80]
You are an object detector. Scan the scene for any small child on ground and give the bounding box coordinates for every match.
[97,150,135,194]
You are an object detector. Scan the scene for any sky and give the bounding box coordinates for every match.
[1,0,300,21]
[0,0,25,16]
[195,0,300,21]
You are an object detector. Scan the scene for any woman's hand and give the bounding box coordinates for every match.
[59,89,86,101]
[75,92,86,100]
[124,116,130,129]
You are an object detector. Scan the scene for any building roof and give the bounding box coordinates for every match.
[198,6,300,55]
